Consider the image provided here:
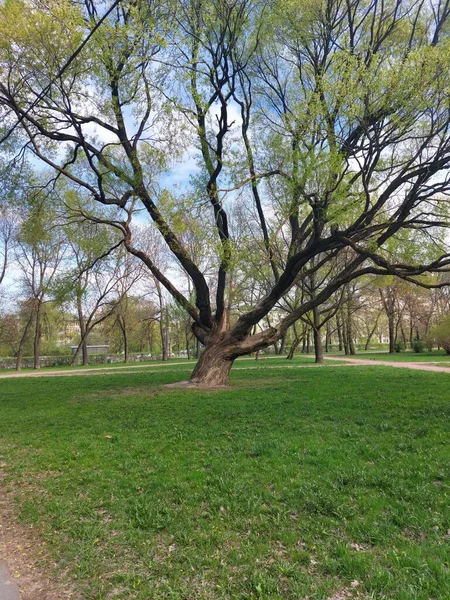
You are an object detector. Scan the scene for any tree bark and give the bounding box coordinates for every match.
[313,307,323,364]
[117,315,129,363]
[286,337,301,359]
[73,300,88,366]
[160,315,169,360]
[336,314,343,351]
[71,327,90,367]
[16,312,34,371]
[123,326,129,363]
[388,318,395,353]
[305,332,311,354]
[346,288,356,355]
[188,328,278,386]
[287,324,302,360]
[185,330,191,359]
[33,300,42,370]
[190,342,235,386]
[278,332,287,355]
[81,338,88,366]
[379,288,396,353]
[364,313,380,351]
[325,323,331,353]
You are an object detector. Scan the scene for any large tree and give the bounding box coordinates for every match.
[1,0,450,385]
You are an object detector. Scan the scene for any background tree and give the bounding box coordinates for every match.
[15,199,66,369]
[2,0,450,384]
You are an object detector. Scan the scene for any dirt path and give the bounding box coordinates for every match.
[2,357,450,380]
[0,561,20,600]
[326,355,450,373]
[0,361,193,379]
[0,360,339,380]
[0,479,79,600]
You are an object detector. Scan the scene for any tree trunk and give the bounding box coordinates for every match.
[81,337,88,366]
[16,312,34,371]
[72,327,90,367]
[313,333,323,366]
[379,288,396,353]
[149,330,154,355]
[33,300,42,370]
[73,301,88,366]
[342,317,350,355]
[388,318,395,353]
[116,315,129,363]
[188,327,278,386]
[346,290,356,355]
[190,343,235,386]
[305,332,311,353]
[313,329,323,363]
[159,306,170,361]
[312,307,323,364]
[348,333,356,355]
[123,327,129,363]
[364,333,372,351]
[325,323,331,353]
[278,332,287,355]
[336,314,343,351]
[286,336,301,359]
[185,330,191,359]
[287,324,302,360]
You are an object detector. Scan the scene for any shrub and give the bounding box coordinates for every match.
[412,338,425,353]
[429,316,450,355]
[394,341,405,353]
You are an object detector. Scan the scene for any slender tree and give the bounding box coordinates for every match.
[15,200,65,369]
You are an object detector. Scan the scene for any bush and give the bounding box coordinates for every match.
[412,338,425,353]
[394,341,405,353]
[429,316,450,355]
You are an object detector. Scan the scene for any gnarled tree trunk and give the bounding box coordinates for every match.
[190,336,235,386]
[189,328,278,386]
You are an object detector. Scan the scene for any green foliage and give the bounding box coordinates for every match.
[394,341,405,353]
[428,315,450,355]
[412,338,425,353]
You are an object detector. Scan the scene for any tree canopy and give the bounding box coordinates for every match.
[1,0,450,384]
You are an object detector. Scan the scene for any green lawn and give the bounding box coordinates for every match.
[1,365,449,599]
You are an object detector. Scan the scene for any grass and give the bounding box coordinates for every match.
[0,364,450,599]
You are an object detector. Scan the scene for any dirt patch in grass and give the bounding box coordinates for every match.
[326,581,362,599]
[73,386,161,402]
[165,380,230,391]
[0,471,80,600]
